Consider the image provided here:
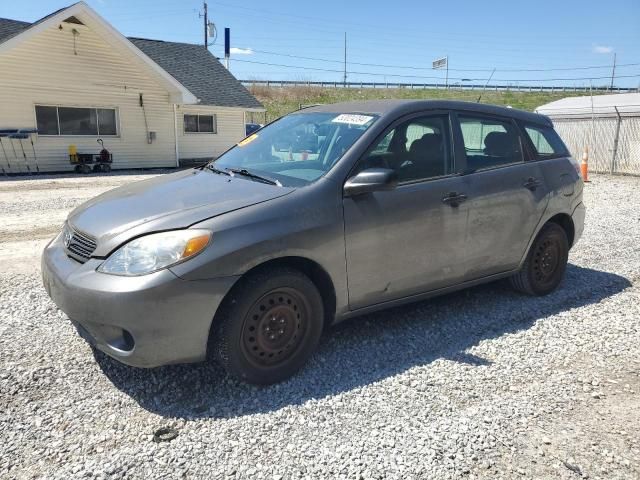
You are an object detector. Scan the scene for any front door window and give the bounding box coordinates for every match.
[361,115,453,182]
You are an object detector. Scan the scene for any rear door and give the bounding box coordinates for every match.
[343,112,469,309]
[453,112,549,279]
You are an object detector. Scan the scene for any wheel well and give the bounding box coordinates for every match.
[238,257,337,328]
[547,213,575,248]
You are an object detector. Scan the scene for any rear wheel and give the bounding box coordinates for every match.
[211,267,324,385]
[510,222,569,296]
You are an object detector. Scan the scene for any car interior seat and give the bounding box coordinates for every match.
[482,131,520,167]
[404,133,444,179]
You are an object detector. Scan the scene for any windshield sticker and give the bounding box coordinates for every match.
[238,134,258,147]
[332,114,374,126]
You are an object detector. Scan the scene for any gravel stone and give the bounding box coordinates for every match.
[1,173,639,479]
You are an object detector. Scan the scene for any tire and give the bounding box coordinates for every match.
[510,222,569,296]
[211,267,324,385]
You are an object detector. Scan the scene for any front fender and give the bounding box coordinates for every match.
[168,182,350,315]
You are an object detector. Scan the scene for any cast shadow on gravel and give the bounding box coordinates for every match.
[95,264,630,419]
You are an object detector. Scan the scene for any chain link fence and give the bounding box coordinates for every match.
[542,107,640,175]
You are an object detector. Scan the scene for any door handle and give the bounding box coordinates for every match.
[523,177,542,191]
[442,192,468,207]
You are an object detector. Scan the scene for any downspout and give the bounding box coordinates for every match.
[173,104,179,167]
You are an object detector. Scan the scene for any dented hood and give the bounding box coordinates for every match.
[67,169,294,256]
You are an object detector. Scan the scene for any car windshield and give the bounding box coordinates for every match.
[211,112,378,187]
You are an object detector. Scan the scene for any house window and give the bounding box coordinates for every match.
[35,106,118,136]
[184,114,217,133]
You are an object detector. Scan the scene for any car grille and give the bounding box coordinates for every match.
[65,226,97,263]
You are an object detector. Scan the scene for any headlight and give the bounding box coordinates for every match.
[97,229,211,276]
[62,224,73,247]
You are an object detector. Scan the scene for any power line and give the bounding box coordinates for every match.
[218,46,640,73]
[89,2,639,69]
[106,3,638,82]
[207,1,638,43]
[229,58,640,83]
[204,4,638,71]
[118,21,631,69]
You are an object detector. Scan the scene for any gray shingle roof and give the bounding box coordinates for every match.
[0,18,30,43]
[0,4,78,43]
[0,16,262,110]
[129,38,262,109]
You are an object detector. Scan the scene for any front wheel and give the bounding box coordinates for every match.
[510,222,569,296]
[211,267,324,385]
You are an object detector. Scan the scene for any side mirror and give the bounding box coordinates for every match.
[344,168,398,197]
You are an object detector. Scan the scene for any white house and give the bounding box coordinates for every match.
[0,2,264,173]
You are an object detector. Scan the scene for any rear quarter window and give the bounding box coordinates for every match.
[523,124,569,159]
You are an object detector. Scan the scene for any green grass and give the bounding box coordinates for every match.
[246,85,600,123]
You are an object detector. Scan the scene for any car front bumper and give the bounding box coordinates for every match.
[41,234,239,368]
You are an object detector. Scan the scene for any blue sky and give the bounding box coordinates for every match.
[2,0,640,87]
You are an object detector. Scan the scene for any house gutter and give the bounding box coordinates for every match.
[173,103,179,167]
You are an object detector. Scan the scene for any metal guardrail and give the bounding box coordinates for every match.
[242,79,639,93]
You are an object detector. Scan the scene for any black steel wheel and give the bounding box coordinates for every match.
[211,267,324,385]
[241,288,309,367]
[510,222,569,296]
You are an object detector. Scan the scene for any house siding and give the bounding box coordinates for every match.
[0,21,249,173]
[176,105,245,162]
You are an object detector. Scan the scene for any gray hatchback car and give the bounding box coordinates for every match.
[42,100,585,384]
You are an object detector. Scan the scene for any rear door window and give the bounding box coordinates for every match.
[523,124,569,159]
[458,115,523,171]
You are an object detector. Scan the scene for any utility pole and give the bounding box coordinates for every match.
[610,52,617,90]
[200,2,208,49]
[343,32,347,86]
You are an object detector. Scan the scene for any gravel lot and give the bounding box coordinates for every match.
[1,172,639,480]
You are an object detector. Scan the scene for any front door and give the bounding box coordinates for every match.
[343,113,469,310]
[453,113,549,279]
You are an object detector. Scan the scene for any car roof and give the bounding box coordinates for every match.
[298,99,552,127]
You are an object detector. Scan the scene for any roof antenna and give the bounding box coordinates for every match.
[477,68,496,103]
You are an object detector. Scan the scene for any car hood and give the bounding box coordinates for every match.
[67,169,294,257]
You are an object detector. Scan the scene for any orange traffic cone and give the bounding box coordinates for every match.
[581,147,590,182]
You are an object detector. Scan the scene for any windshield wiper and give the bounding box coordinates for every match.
[205,164,232,176]
[228,168,282,187]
